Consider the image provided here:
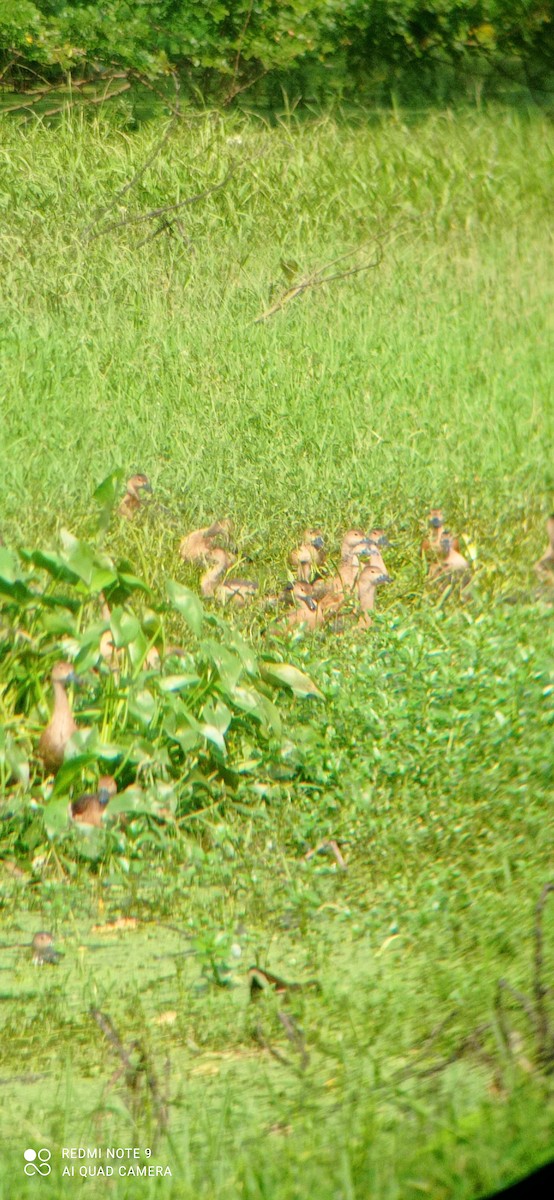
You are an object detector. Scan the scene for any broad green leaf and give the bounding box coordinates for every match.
[202,700,232,735]
[128,688,157,727]
[158,673,201,692]
[166,579,204,636]
[202,640,243,689]
[22,547,80,585]
[110,607,141,648]
[199,722,227,757]
[44,797,71,838]
[261,661,324,699]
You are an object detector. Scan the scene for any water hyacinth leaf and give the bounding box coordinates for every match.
[51,756,98,795]
[202,640,243,690]
[60,530,118,591]
[202,700,232,735]
[165,724,201,753]
[94,469,124,532]
[73,829,105,860]
[40,610,78,637]
[44,796,71,838]
[260,662,324,699]
[128,688,157,727]
[22,547,80,585]
[0,547,21,584]
[110,607,141,648]
[116,570,151,596]
[0,573,34,604]
[0,734,30,788]
[166,579,204,636]
[109,786,159,816]
[200,723,227,757]
[127,628,150,672]
[158,673,201,692]
[227,631,260,677]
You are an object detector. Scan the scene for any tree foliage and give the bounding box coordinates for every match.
[0,1,552,104]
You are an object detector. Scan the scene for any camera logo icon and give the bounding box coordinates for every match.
[24,1148,52,1176]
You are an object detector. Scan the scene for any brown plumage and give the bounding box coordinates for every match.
[118,473,153,519]
[368,528,390,549]
[69,775,117,827]
[32,931,62,966]
[357,566,392,627]
[534,515,554,579]
[428,533,470,580]
[200,547,257,606]
[179,520,233,565]
[288,529,326,582]
[38,662,79,773]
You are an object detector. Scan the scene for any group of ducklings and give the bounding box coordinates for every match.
[121,475,554,630]
[32,480,553,828]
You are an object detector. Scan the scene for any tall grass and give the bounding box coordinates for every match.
[0,104,553,1200]
[0,106,552,561]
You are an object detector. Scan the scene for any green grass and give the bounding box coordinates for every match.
[0,103,553,1199]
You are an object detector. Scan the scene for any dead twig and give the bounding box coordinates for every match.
[82,71,181,241]
[253,1021,292,1067]
[83,163,240,243]
[90,1006,170,1136]
[277,1010,310,1070]
[534,882,554,1066]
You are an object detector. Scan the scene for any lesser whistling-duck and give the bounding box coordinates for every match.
[288,530,326,582]
[179,520,233,564]
[200,547,257,607]
[428,533,470,580]
[69,775,117,828]
[38,661,80,773]
[118,474,153,520]
[32,931,62,965]
[357,565,392,627]
[534,515,554,579]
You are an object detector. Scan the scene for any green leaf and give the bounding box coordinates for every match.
[166,579,204,636]
[44,797,70,839]
[261,661,324,699]
[157,673,201,692]
[110,607,141,648]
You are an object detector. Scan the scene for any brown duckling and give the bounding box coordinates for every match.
[534,515,554,579]
[179,520,233,565]
[326,531,374,596]
[428,533,470,580]
[69,775,117,828]
[32,931,62,966]
[200,547,257,607]
[358,566,392,627]
[288,529,326,582]
[118,473,153,520]
[284,581,319,629]
[38,661,80,773]
[368,527,391,549]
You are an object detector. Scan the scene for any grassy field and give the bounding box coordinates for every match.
[0,103,553,1199]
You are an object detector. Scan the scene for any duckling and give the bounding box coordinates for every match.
[421,509,460,560]
[118,474,153,520]
[69,776,117,828]
[283,581,319,629]
[200,547,257,607]
[428,533,470,580]
[368,527,390,549]
[289,529,326,582]
[534,515,554,579]
[331,531,374,595]
[32,931,62,966]
[179,520,233,565]
[357,566,392,627]
[38,661,80,773]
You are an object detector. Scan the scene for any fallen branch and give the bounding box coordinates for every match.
[83,162,241,243]
[82,71,181,241]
